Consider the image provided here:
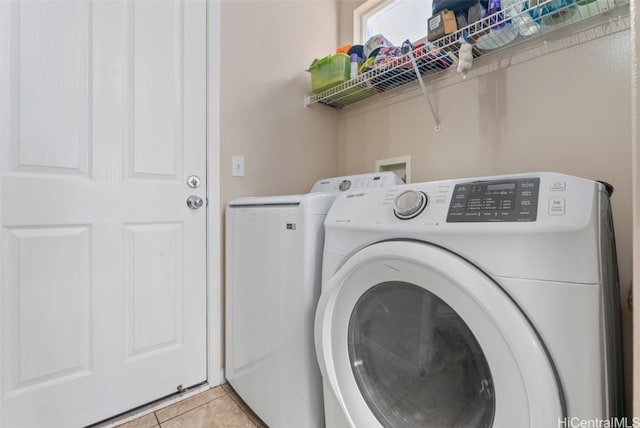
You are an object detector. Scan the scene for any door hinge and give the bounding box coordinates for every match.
[627,286,633,313]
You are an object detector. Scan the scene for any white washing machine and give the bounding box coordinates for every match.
[315,172,624,428]
[225,172,403,428]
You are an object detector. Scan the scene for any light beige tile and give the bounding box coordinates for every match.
[223,384,265,427]
[115,412,158,428]
[238,405,264,426]
[234,399,265,426]
[221,383,234,395]
[224,387,242,406]
[155,386,226,423]
[160,394,256,428]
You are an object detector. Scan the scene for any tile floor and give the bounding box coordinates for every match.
[115,384,267,428]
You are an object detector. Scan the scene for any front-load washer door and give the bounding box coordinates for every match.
[315,241,564,428]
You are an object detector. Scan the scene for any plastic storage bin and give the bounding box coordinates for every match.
[308,53,351,94]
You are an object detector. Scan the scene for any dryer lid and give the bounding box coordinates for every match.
[227,194,305,207]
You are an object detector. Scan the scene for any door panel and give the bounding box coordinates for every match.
[129,0,183,179]
[8,0,90,176]
[4,226,91,394]
[124,222,184,359]
[0,1,207,426]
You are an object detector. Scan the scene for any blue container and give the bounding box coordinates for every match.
[527,0,576,25]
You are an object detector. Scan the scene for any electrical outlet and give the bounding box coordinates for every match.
[232,155,244,177]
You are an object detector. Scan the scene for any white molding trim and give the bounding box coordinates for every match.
[206,0,224,387]
[353,0,387,44]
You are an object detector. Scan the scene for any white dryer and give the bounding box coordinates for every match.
[225,172,403,428]
[315,172,624,428]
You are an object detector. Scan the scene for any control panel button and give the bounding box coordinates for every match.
[549,198,565,215]
[394,190,428,220]
[447,178,539,222]
[550,181,566,191]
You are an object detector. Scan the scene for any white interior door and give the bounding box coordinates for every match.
[0,0,207,426]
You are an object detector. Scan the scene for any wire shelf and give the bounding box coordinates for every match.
[304,0,628,110]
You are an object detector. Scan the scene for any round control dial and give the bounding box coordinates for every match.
[339,180,352,191]
[393,190,428,219]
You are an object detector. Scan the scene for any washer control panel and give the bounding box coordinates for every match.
[447,177,540,222]
[310,172,404,193]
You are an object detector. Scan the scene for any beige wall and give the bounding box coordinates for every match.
[218,0,341,366]
[632,0,639,418]
[338,0,358,46]
[220,0,339,206]
[337,3,634,412]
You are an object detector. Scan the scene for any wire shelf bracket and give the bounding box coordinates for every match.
[408,51,440,132]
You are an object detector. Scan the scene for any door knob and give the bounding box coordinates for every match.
[186,195,204,210]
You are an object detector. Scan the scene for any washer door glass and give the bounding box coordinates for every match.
[348,281,495,428]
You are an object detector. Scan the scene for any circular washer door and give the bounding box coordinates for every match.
[315,241,564,428]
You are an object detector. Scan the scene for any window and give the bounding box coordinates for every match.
[354,0,433,45]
